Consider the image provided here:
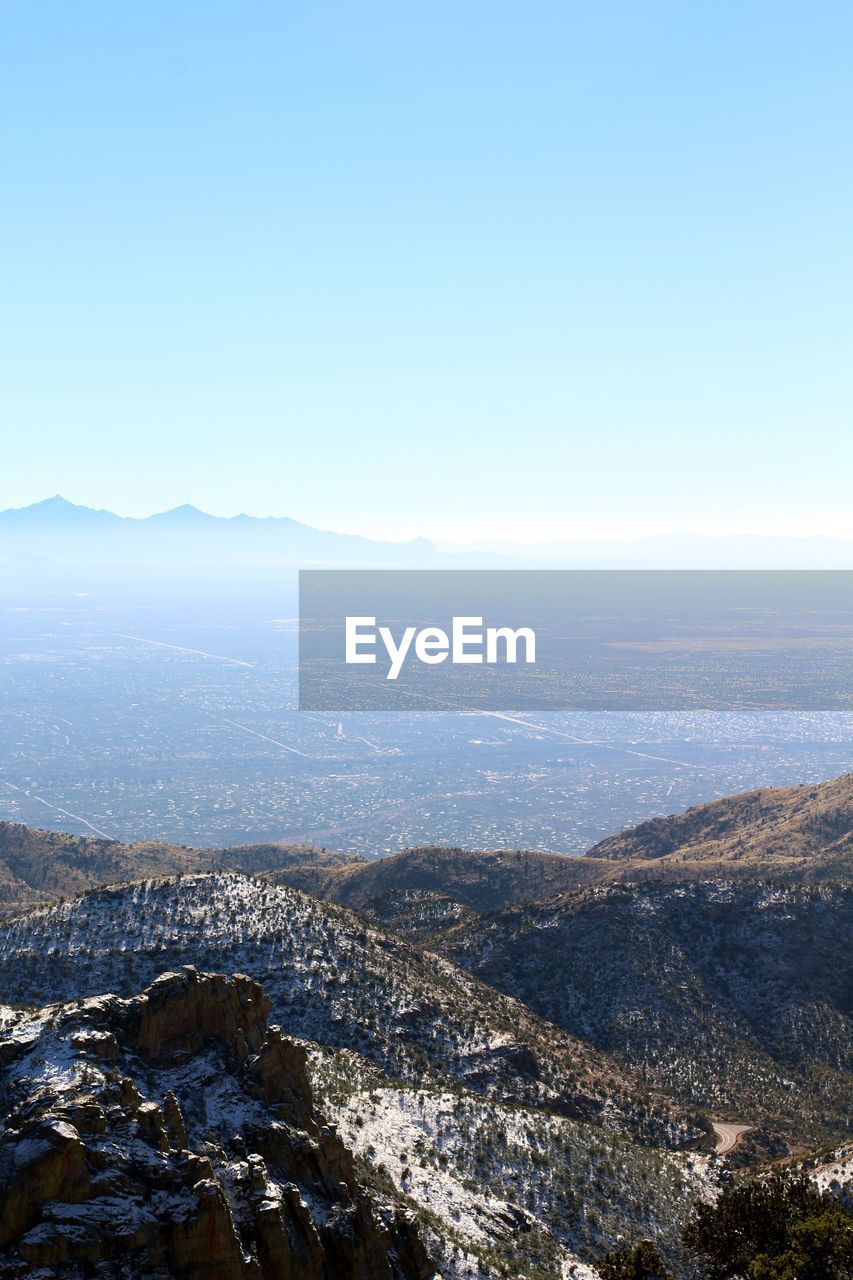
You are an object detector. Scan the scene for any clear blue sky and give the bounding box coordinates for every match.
[1,2,851,543]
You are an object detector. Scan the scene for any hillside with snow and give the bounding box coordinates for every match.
[0,873,698,1149]
[436,878,853,1149]
[308,1046,714,1278]
[0,880,720,1277]
[0,777,850,1278]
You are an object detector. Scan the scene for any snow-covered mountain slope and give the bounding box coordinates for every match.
[436,878,853,1150]
[0,873,700,1148]
[308,1045,715,1280]
[0,962,714,1280]
[0,967,433,1279]
[800,1142,853,1207]
[0,819,353,919]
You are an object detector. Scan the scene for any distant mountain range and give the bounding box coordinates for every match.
[2,496,853,567]
[0,495,438,568]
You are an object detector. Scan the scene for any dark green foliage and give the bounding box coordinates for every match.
[597,1239,673,1279]
[438,877,853,1146]
[682,1173,853,1279]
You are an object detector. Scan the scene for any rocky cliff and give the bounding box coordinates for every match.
[0,966,434,1279]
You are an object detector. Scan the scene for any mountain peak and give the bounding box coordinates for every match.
[0,496,119,523]
[148,503,212,522]
[38,493,74,509]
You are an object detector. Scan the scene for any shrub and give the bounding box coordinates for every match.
[682,1173,853,1280]
[597,1240,673,1280]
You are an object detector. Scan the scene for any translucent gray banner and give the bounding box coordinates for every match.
[298,570,853,712]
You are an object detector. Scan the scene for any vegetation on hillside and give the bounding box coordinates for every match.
[682,1173,853,1279]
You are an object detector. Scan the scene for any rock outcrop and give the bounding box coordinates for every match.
[0,966,435,1279]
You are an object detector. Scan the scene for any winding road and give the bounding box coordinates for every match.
[712,1123,752,1155]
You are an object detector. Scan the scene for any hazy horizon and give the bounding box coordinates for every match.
[5,493,853,554]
